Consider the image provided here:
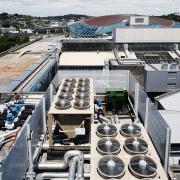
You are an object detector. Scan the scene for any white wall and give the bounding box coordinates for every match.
[129,16,149,26]
[113,27,180,43]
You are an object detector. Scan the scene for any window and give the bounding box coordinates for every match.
[135,18,144,23]
[168,72,177,79]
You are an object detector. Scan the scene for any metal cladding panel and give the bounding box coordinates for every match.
[147,101,170,164]
[0,125,28,180]
[145,71,180,92]
[129,72,138,101]
[145,71,168,92]
[129,72,171,165]
[138,87,147,122]
[44,86,51,111]
[28,100,43,154]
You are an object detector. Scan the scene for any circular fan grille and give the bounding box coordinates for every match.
[124,137,148,155]
[120,123,141,137]
[97,138,121,155]
[98,155,125,178]
[78,82,90,88]
[58,93,73,101]
[76,87,89,94]
[65,78,76,83]
[129,155,157,178]
[74,100,89,110]
[97,124,117,137]
[55,100,71,110]
[61,87,74,94]
[63,82,75,88]
[79,78,90,83]
[75,93,89,101]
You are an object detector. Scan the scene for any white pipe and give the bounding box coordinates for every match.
[0,129,19,139]
[110,117,115,124]
[114,115,120,124]
[34,150,83,170]
[37,172,69,180]
[99,115,111,123]
[38,173,90,180]
[68,156,79,180]
[77,154,84,179]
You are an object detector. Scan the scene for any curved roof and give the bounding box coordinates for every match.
[84,15,125,26]
[149,16,174,26]
[68,21,125,37]
[68,15,180,37]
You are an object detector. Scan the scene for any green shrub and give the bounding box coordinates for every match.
[52,30,64,34]
[39,31,46,34]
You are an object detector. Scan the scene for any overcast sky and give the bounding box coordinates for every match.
[0,0,179,17]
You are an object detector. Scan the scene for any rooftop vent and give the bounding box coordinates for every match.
[170,62,177,70]
[161,62,168,70]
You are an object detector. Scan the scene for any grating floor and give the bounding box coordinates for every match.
[135,51,174,64]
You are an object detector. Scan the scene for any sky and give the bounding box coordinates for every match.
[0,0,179,17]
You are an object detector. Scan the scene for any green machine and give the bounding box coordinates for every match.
[106,88,126,113]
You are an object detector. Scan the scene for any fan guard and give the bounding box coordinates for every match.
[97,137,121,155]
[61,87,74,94]
[76,87,89,94]
[58,93,73,101]
[78,82,90,88]
[55,100,71,110]
[75,93,89,101]
[79,78,90,83]
[63,82,76,88]
[120,123,141,137]
[73,100,89,110]
[97,124,117,137]
[124,137,148,155]
[65,78,76,83]
[98,155,125,179]
[129,155,157,178]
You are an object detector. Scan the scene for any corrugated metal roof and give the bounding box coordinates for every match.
[158,91,180,111]
[159,110,180,144]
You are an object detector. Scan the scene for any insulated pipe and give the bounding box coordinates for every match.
[38,143,91,152]
[110,117,115,124]
[37,172,69,180]
[0,129,19,139]
[77,154,84,180]
[34,150,82,170]
[114,115,120,124]
[38,173,90,180]
[68,156,79,180]
[99,115,111,123]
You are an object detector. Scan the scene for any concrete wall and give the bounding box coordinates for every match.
[110,63,144,88]
[113,27,180,43]
[127,16,149,26]
[62,41,180,52]
[144,70,180,92]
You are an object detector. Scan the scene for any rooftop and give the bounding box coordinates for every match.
[59,51,115,66]
[0,54,41,91]
[155,89,180,111]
